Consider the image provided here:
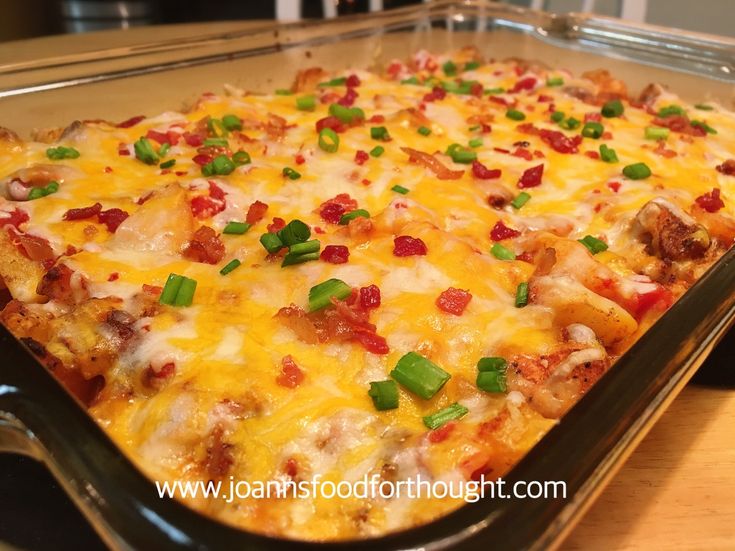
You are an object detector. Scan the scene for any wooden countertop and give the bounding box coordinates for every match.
[2,22,734,550]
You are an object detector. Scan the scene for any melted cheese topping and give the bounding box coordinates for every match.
[1,49,734,540]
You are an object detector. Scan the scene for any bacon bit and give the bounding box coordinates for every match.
[116,115,145,128]
[518,164,544,189]
[192,153,212,166]
[36,264,75,301]
[401,147,464,180]
[361,178,371,186]
[345,74,361,87]
[472,160,501,180]
[428,420,456,443]
[533,150,545,159]
[136,191,154,205]
[584,112,602,123]
[277,355,305,388]
[436,287,472,315]
[313,226,325,234]
[516,123,537,135]
[493,147,510,154]
[393,235,428,257]
[104,166,113,174]
[294,154,305,165]
[510,76,536,93]
[695,188,725,213]
[470,82,484,97]
[353,331,389,355]
[386,61,403,79]
[320,245,350,264]
[108,272,119,282]
[460,452,494,482]
[369,114,385,124]
[653,115,706,137]
[98,208,129,232]
[117,143,130,156]
[284,457,299,478]
[585,151,600,160]
[142,284,162,295]
[245,200,269,225]
[267,217,286,233]
[182,226,225,264]
[338,87,358,107]
[632,285,674,320]
[0,208,29,229]
[537,94,553,103]
[489,95,510,107]
[63,202,103,221]
[490,220,521,241]
[8,227,54,262]
[190,182,226,219]
[512,147,533,161]
[716,159,735,176]
[315,115,347,134]
[146,129,170,145]
[539,129,581,154]
[608,181,621,193]
[359,285,381,309]
[423,86,447,102]
[319,193,358,224]
[183,131,204,147]
[354,150,369,165]
[516,251,534,263]
[203,425,234,478]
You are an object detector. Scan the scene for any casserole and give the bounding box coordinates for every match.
[1,2,729,543]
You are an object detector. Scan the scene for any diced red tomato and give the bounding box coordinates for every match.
[518,164,544,188]
[393,235,428,257]
[320,245,350,264]
[490,220,521,241]
[436,287,472,315]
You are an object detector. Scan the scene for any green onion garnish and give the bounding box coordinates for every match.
[46,146,80,160]
[287,239,320,256]
[423,403,468,430]
[560,117,580,130]
[657,104,684,117]
[308,278,352,312]
[464,61,480,71]
[690,120,717,134]
[158,142,171,158]
[133,137,158,165]
[296,95,316,111]
[208,155,236,176]
[484,87,505,95]
[601,99,624,118]
[582,121,604,139]
[203,137,229,148]
[476,357,507,393]
[446,143,476,164]
[506,109,526,121]
[623,162,651,180]
[546,76,564,86]
[318,77,347,87]
[281,251,320,267]
[159,159,176,169]
[232,150,251,166]
[442,60,457,77]
[578,235,608,254]
[391,185,409,194]
[339,209,370,225]
[515,282,529,308]
[159,273,197,307]
[173,277,197,307]
[478,357,507,372]
[278,219,310,246]
[370,145,385,157]
[401,76,420,85]
[207,118,227,137]
[551,110,565,123]
[468,137,483,148]
[417,125,431,136]
[390,352,451,400]
[511,192,531,209]
[367,380,399,411]
[222,114,243,131]
[223,221,251,235]
[219,259,241,275]
[599,144,619,163]
[491,243,515,261]
[260,232,284,254]
[370,126,390,141]
[318,128,340,153]
[695,104,714,111]
[27,181,60,200]
[275,89,293,95]
[282,167,301,180]
[645,126,670,140]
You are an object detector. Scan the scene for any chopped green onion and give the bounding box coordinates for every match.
[550,110,565,123]
[645,126,670,140]
[287,239,320,256]
[308,278,352,312]
[601,99,624,118]
[599,144,619,163]
[515,282,528,308]
[46,146,80,160]
[28,180,60,200]
[446,144,476,164]
[133,137,158,165]
[282,167,301,180]
[657,105,685,117]
[468,124,481,132]
[401,76,420,85]
[207,118,227,137]
[690,120,717,134]
[159,273,184,305]
[275,89,293,95]
[159,159,176,169]
[203,137,229,148]
[491,243,515,261]
[318,128,340,153]
[464,61,480,71]
[260,232,284,254]
[318,77,347,87]
[278,219,310,246]
[232,150,251,165]
[546,76,564,86]
[223,221,251,235]
[484,87,505,95]
[468,137,483,148]
[391,185,409,194]
[694,104,714,111]
[281,251,320,267]
[370,126,390,141]
[511,192,531,209]
[417,125,431,136]
[158,143,171,158]
[478,357,507,372]
[222,114,242,131]
[582,122,604,139]
[367,380,399,411]
[390,351,451,400]
[442,60,457,77]
[219,259,241,275]
[623,162,651,180]
[506,109,526,121]
[441,80,478,95]
[423,403,468,430]
[173,277,197,307]
[578,235,608,254]
[370,145,385,157]
[211,155,235,175]
[339,209,370,225]
[296,95,316,111]
[328,103,364,124]
[560,117,580,130]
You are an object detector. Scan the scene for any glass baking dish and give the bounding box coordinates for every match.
[1,1,735,548]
